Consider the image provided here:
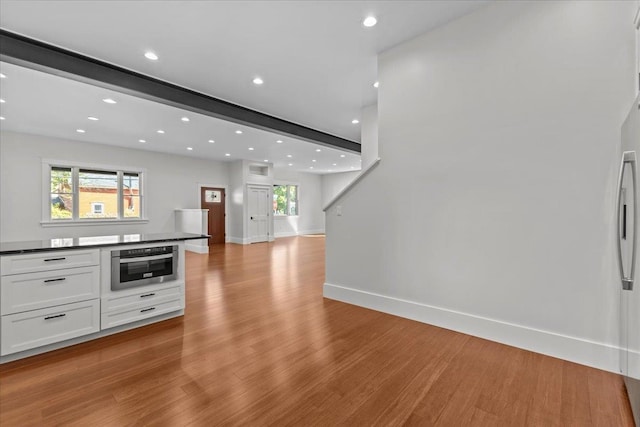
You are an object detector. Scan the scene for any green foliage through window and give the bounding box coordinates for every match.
[47,164,143,221]
[273,185,298,216]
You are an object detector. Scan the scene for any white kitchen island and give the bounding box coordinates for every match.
[0,232,207,363]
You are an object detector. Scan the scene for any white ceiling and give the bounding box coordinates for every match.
[0,61,362,173]
[0,0,488,171]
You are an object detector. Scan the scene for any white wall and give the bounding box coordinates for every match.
[0,131,229,241]
[325,0,637,372]
[227,160,245,243]
[321,171,359,208]
[273,168,325,236]
[360,103,378,168]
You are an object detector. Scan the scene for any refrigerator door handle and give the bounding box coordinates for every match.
[616,151,637,291]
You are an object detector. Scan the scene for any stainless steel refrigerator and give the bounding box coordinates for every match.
[617,93,640,425]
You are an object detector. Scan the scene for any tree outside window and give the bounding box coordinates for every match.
[273,185,298,216]
[47,163,143,221]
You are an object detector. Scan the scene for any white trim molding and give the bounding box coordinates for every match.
[323,157,381,211]
[228,236,250,245]
[323,282,622,374]
[274,229,325,238]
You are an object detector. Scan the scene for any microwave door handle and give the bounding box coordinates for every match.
[617,151,637,291]
[119,253,174,263]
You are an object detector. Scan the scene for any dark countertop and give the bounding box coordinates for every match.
[0,232,209,255]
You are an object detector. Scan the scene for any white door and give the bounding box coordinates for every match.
[248,186,270,243]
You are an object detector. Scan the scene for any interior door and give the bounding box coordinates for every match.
[200,187,225,245]
[248,186,269,243]
[618,95,640,425]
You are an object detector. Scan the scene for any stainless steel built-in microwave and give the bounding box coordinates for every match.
[111,245,178,291]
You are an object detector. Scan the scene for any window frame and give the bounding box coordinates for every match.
[273,183,299,217]
[42,159,148,226]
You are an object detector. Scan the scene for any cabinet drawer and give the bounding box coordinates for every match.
[1,250,100,276]
[102,284,182,313]
[101,297,184,330]
[1,299,100,356]
[1,267,100,315]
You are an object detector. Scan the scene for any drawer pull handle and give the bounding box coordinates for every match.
[44,278,66,283]
[140,307,156,313]
[44,257,66,262]
[140,293,156,298]
[44,313,66,320]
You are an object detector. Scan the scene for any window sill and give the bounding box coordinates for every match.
[41,219,150,227]
[274,215,299,219]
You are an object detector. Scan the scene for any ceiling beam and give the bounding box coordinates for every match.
[0,29,361,153]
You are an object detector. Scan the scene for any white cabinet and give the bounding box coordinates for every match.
[99,243,186,331]
[1,300,100,355]
[101,295,183,330]
[1,249,100,275]
[0,240,187,362]
[0,249,100,356]
[1,266,100,314]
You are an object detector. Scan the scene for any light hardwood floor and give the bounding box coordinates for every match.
[0,236,634,426]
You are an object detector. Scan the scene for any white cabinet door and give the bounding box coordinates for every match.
[1,299,100,356]
[1,249,99,275]
[101,296,183,330]
[1,266,99,315]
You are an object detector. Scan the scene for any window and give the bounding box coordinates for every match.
[45,161,144,222]
[91,202,104,215]
[273,184,298,216]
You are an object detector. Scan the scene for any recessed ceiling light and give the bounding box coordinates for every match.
[286,154,292,158]
[264,159,268,162]
[0,99,5,103]
[309,166,314,169]
[0,73,6,78]
[0,116,5,120]
[373,81,379,88]
[87,116,99,121]
[312,159,316,162]
[332,163,337,166]
[276,140,283,144]
[144,51,159,61]
[352,119,359,124]
[351,166,356,169]
[76,129,85,133]
[235,130,243,134]
[363,16,377,27]
[315,149,321,152]
[288,163,293,166]
[208,139,215,143]
[102,98,116,104]
[139,139,146,143]
[187,147,193,151]
[157,130,165,134]
[181,117,190,122]
[225,153,231,157]
[248,147,254,151]
[340,154,346,158]
[252,77,264,85]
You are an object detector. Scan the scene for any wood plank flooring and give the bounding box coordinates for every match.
[0,236,634,426]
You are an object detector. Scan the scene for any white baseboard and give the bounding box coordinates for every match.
[274,229,325,238]
[228,236,250,245]
[185,242,208,254]
[274,231,298,238]
[323,283,622,374]
[300,228,325,236]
